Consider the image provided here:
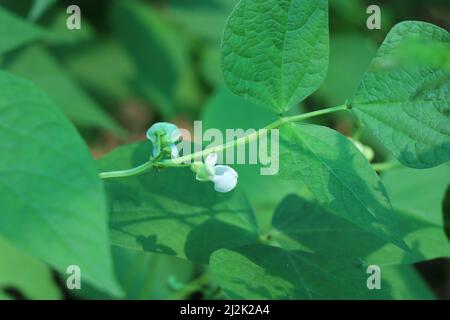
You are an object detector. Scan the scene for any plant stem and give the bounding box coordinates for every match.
[282,104,348,123]
[99,160,155,179]
[98,104,348,179]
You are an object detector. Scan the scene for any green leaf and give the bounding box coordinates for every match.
[211,195,434,299]
[349,21,450,169]
[111,1,203,118]
[97,141,258,264]
[367,165,450,263]
[279,123,407,249]
[268,166,450,267]
[0,236,61,300]
[393,38,450,73]
[211,246,434,299]
[0,6,46,55]
[221,0,329,113]
[262,166,449,267]
[0,71,122,297]
[211,244,371,299]
[3,45,126,136]
[27,0,56,21]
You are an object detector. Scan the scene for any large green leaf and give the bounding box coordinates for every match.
[211,195,435,299]
[221,0,329,113]
[265,166,450,267]
[211,244,372,299]
[279,123,406,249]
[349,21,450,169]
[0,71,122,297]
[3,45,125,136]
[0,237,61,300]
[97,141,259,264]
[0,6,46,55]
[211,247,434,300]
[393,38,450,73]
[367,165,450,263]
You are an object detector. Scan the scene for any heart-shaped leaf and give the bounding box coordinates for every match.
[279,123,407,249]
[0,71,122,297]
[0,236,61,300]
[210,195,434,299]
[349,21,450,168]
[222,0,329,113]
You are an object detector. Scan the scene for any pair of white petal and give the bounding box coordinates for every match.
[198,153,238,193]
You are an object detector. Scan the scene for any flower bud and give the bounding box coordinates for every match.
[146,122,181,158]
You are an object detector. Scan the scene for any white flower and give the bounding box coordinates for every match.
[192,153,238,193]
[211,165,238,192]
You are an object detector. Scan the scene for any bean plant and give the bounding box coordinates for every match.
[0,0,449,300]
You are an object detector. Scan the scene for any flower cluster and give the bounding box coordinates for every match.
[147,122,238,193]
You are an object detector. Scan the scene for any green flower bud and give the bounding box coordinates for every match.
[146,122,181,158]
